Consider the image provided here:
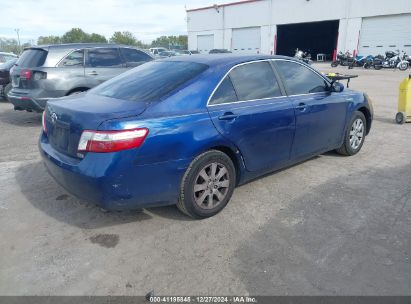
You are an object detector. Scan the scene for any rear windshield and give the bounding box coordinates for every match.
[16,49,48,68]
[91,61,208,102]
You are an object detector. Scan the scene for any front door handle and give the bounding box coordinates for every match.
[88,71,98,76]
[296,102,308,112]
[218,112,238,121]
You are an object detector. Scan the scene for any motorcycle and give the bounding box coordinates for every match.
[349,55,374,69]
[294,49,312,65]
[373,50,409,71]
[331,51,354,67]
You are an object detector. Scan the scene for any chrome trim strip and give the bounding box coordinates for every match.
[206,58,331,107]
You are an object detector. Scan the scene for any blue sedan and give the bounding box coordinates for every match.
[39,55,373,218]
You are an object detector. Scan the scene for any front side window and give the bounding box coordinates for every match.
[276,60,329,95]
[229,61,282,101]
[87,48,123,68]
[91,61,208,102]
[58,50,84,67]
[209,76,238,105]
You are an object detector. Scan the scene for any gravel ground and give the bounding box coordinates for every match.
[0,63,410,296]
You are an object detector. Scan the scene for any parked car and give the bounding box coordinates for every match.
[209,49,232,54]
[0,58,17,101]
[174,50,198,55]
[0,52,17,63]
[8,43,154,112]
[190,50,200,54]
[39,55,373,219]
[149,47,168,56]
[158,51,177,58]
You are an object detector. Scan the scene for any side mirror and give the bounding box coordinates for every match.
[332,82,344,93]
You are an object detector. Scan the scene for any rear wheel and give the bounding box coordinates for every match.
[336,111,366,156]
[3,83,12,102]
[177,150,236,219]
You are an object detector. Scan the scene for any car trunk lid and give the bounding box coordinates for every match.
[45,92,148,158]
[11,48,48,89]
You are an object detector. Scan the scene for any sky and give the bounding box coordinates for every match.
[0,0,236,44]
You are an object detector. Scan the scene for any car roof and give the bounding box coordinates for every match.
[26,43,142,50]
[161,54,295,67]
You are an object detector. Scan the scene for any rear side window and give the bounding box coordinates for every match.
[209,76,238,105]
[87,48,123,67]
[229,61,282,101]
[276,60,329,95]
[16,49,48,68]
[58,50,84,67]
[91,61,208,102]
[120,48,152,65]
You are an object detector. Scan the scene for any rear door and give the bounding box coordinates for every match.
[84,47,127,85]
[207,60,295,172]
[274,59,350,158]
[119,47,153,68]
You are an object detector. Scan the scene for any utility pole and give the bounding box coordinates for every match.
[15,28,21,54]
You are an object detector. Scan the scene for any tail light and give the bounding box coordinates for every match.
[20,69,31,80]
[78,128,149,153]
[42,111,47,133]
[19,70,46,81]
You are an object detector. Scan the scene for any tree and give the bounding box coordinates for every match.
[61,28,90,43]
[89,33,107,43]
[0,37,21,54]
[110,31,139,46]
[151,35,188,49]
[37,35,61,45]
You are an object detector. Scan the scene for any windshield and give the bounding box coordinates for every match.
[0,58,17,69]
[91,61,208,102]
[16,48,47,68]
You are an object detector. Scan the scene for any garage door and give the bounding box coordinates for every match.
[359,14,411,56]
[232,27,261,54]
[197,35,214,54]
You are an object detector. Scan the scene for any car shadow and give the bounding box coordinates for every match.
[0,107,42,127]
[230,162,411,295]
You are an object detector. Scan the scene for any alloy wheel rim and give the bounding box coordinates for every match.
[349,118,364,150]
[193,162,230,210]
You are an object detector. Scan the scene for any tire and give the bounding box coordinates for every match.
[177,150,236,219]
[374,64,383,70]
[336,111,367,156]
[395,112,406,124]
[331,61,339,67]
[398,62,409,71]
[3,83,12,102]
[363,62,371,69]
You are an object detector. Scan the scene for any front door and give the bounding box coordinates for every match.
[274,60,350,159]
[84,47,128,85]
[207,61,295,172]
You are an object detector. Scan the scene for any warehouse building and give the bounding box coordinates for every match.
[186,0,411,59]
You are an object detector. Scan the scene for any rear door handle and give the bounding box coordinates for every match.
[296,102,308,111]
[88,71,98,76]
[218,112,238,121]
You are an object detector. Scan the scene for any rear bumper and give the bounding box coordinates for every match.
[8,88,66,112]
[39,132,190,210]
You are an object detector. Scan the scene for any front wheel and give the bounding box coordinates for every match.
[398,62,409,71]
[336,111,367,156]
[395,112,406,124]
[331,61,339,67]
[177,150,236,219]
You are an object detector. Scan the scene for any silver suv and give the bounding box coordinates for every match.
[8,43,154,112]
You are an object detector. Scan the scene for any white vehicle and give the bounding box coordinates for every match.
[149,47,168,56]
